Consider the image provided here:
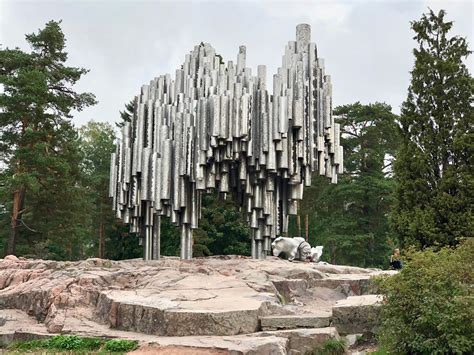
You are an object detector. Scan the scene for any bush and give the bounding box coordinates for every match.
[104,339,139,352]
[376,239,473,354]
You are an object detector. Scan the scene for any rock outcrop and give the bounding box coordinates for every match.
[0,255,394,353]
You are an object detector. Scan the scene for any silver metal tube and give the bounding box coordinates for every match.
[109,24,341,260]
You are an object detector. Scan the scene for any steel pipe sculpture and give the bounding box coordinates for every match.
[109,24,343,260]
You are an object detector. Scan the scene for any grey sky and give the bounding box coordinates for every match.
[1,0,472,128]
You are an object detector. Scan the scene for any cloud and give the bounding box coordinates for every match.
[1,0,472,126]
[257,0,355,28]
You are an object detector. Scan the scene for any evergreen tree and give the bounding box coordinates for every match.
[24,125,91,259]
[0,20,96,255]
[117,99,136,128]
[79,121,116,258]
[79,121,141,260]
[296,102,399,267]
[392,9,473,248]
[155,193,251,257]
[194,194,250,257]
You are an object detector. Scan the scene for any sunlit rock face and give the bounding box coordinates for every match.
[109,24,343,260]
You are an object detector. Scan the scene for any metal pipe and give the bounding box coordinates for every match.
[109,24,342,260]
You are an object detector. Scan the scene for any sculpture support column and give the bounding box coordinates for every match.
[152,215,161,260]
[186,226,193,260]
[251,230,256,259]
[180,224,186,259]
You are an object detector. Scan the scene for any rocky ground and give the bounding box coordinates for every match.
[0,255,395,354]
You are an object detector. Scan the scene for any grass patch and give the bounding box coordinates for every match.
[7,335,138,353]
[306,338,347,355]
[104,339,138,352]
[102,260,113,268]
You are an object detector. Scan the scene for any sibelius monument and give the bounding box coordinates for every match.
[109,24,343,260]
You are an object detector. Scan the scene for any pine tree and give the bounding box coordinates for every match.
[392,9,473,248]
[79,120,142,260]
[297,102,399,267]
[25,125,92,259]
[195,194,251,257]
[117,99,136,128]
[0,21,96,255]
[79,121,116,258]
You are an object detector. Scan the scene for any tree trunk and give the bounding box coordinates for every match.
[305,214,309,242]
[7,188,26,255]
[99,221,105,259]
[296,215,301,238]
[330,240,337,264]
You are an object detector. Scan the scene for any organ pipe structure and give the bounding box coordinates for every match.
[109,24,343,260]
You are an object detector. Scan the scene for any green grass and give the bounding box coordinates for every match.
[306,338,347,355]
[103,339,139,352]
[7,335,138,354]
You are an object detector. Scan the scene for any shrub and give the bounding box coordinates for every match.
[104,339,139,352]
[47,335,83,350]
[376,239,473,354]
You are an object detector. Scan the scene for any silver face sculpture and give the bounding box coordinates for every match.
[109,24,343,260]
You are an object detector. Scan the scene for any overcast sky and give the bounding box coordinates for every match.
[1,0,472,127]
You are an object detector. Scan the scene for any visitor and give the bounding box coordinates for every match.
[390,248,403,270]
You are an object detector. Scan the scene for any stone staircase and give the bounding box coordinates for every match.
[259,295,382,334]
[256,272,385,353]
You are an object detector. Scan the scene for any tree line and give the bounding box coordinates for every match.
[1,9,472,267]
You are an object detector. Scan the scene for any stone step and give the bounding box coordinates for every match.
[256,327,340,354]
[331,295,382,335]
[95,288,269,336]
[260,310,332,331]
[310,274,376,296]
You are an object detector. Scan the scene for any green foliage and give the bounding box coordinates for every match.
[0,20,96,257]
[47,335,101,350]
[376,239,474,354]
[158,193,250,257]
[104,222,143,260]
[8,339,47,351]
[79,120,142,260]
[307,338,347,355]
[117,99,136,128]
[103,339,138,352]
[7,335,137,353]
[194,193,250,256]
[80,121,123,259]
[392,9,473,249]
[9,335,102,351]
[298,102,399,268]
[160,216,181,256]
